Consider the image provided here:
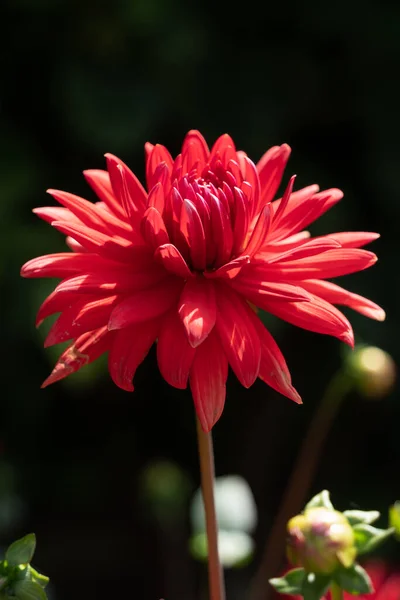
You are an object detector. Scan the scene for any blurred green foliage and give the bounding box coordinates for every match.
[0,0,399,598]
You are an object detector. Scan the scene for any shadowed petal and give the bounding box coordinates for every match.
[83,169,126,219]
[215,284,261,387]
[108,278,183,330]
[178,276,216,348]
[154,243,193,278]
[41,326,112,388]
[108,320,160,391]
[264,294,354,346]
[141,207,170,250]
[190,330,228,432]
[300,279,386,321]
[256,144,291,210]
[157,311,196,388]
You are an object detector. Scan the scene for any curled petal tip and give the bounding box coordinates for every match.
[342,330,355,348]
[290,387,303,405]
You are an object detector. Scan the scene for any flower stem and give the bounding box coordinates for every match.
[249,370,353,600]
[196,418,226,600]
[330,582,344,600]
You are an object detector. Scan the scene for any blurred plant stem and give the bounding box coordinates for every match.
[330,582,344,600]
[249,370,353,600]
[196,418,226,600]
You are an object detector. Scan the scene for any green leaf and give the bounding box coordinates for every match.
[353,523,394,554]
[302,572,331,600]
[6,535,36,567]
[389,502,400,539]
[333,564,373,594]
[343,510,380,526]
[14,580,47,600]
[269,568,305,595]
[305,490,334,511]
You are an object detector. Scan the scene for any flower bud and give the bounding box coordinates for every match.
[286,507,356,574]
[347,346,396,399]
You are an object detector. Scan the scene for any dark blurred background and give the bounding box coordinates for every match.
[1,0,399,598]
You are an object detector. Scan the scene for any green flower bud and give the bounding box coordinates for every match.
[347,345,396,399]
[287,507,356,574]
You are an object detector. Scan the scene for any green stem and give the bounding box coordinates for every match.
[330,582,344,600]
[249,370,354,600]
[196,418,226,600]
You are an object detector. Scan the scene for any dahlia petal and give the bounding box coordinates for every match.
[148,182,165,215]
[232,187,250,254]
[208,193,233,266]
[253,248,377,280]
[215,284,261,387]
[264,294,354,346]
[41,326,112,388]
[189,330,228,432]
[157,311,196,389]
[328,231,380,248]
[33,206,81,225]
[244,205,271,257]
[246,308,302,403]
[300,279,386,321]
[229,277,312,304]
[180,199,206,270]
[256,144,291,210]
[141,207,170,250]
[105,154,147,229]
[66,237,88,253]
[47,189,132,238]
[263,237,341,264]
[52,267,166,295]
[36,290,93,326]
[181,130,210,174]
[154,243,193,278]
[204,255,250,280]
[83,169,126,219]
[108,278,183,330]
[146,144,174,190]
[44,295,119,347]
[178,276,216,348]
[52,220,146,263]
[209,134,237,163]
[21,253,98,278]
[271,175,296,226]
[108,320,160,392]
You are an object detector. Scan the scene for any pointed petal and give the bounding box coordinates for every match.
[244,205,271,257]
[329,231,380,248]
[141,207,170,250]
[108,319,159,391]
[157,311,196,389]
[256,144,291,209]
[52,268,166,295]
[21,253,98,278]
[146,144,174,190]
[204,255,250,280]
[83,169,126,219]
[230,276,312,304]
[299,279,386,321]
[215,284,261,387]
[154,243,193,278]
[178,276,216,348]
[246,308,302,403]
[181,130,210,174]
[264,294,354,346]
[41,326,112,388]
[189,329,228,432]
[252,248,378,280]
[180,199,206,270]
[108,278,183,330]
[44,295,119,347]
[33,206,81,225]
[148,182,165,214]
[264,237,341,264]
[36,289,92,326]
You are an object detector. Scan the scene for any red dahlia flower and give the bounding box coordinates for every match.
[21,131,384,431]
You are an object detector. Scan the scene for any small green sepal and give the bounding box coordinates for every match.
[269,568,305,595]
[14,580,47,600]
[6,535,36,567]
[353,523,394,554]
[343,510,380,526]
[302,572,331,600]
[305,491,334,511]
[333,563,373,595]
[389,502,400,539]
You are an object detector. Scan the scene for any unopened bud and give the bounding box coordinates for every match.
[347,346,396,399]
[287,507,356,574]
